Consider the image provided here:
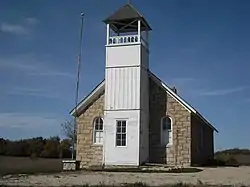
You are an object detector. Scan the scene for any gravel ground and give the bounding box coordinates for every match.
[1,167,250,186]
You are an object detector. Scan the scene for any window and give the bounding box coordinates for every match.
[116,120,127,147]
[161,116,172,146]
[93,117,103,144]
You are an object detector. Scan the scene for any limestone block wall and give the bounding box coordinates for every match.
[76,92,104,168]
[149,77,191,166]
[148,77,167,163]
[75,76,212,168]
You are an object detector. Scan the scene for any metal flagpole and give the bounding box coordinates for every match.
[72,12,84,160]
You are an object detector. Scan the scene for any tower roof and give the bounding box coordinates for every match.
[103,3,152,33]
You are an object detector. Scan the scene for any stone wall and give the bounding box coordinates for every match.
[191,114,214,166]
[149,77,191,166]
[148,77,167,163]
[75,76,213,168]
[76,91,104,168]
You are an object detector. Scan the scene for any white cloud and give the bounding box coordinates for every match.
[164,76,247,98]
[7,87,62,99]
[0,54,75,100]
[0,113,60,129]
[0,23,29,35]
[25,17,38,25]
[194,86,247,96]
[28,71,74,78]
[0,17,37,35]
[0,54,74,79]
[0,56,39,71]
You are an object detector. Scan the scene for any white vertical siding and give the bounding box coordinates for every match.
[105,67,140,110]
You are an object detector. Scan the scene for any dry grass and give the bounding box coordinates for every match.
[0,156,62,176]
[1,156,250,187]
[0,183,248,187]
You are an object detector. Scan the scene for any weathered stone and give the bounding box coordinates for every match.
[149,77,191,166]
[76,92,104,169]
[190,113,214,165]
[76,76,214,168]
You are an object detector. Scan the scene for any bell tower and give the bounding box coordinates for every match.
[103,3,152,166]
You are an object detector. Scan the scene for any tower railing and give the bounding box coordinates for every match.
[108,35,148,48]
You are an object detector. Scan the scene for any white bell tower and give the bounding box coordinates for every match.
[103,3,152,166]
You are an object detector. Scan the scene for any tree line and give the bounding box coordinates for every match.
[0,120,76,159]
[0,136,73,159]
[215,148,250,156]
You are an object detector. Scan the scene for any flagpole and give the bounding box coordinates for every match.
[72,12,84,160]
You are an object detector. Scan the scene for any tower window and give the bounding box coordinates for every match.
[116,120,127,147]
[93,117,104,144]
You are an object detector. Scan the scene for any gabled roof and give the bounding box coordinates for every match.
[104,4,143,21]
[70,80,105,116]
[103,3,152,33]
[149,72,218,133]
[70,71,218,133]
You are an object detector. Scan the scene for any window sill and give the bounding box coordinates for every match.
[115,146,127,148]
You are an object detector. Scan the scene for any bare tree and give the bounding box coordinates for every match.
[61,120,77,145]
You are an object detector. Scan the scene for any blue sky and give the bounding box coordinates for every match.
[0,0,249,150]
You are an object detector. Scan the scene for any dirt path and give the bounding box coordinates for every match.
[1,167,250,186]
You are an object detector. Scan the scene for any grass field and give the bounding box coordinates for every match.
[0,156,62,176]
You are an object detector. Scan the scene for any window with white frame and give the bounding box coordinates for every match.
[93,117,103,144]
[116,120,127,147]
[161,116,172,146]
